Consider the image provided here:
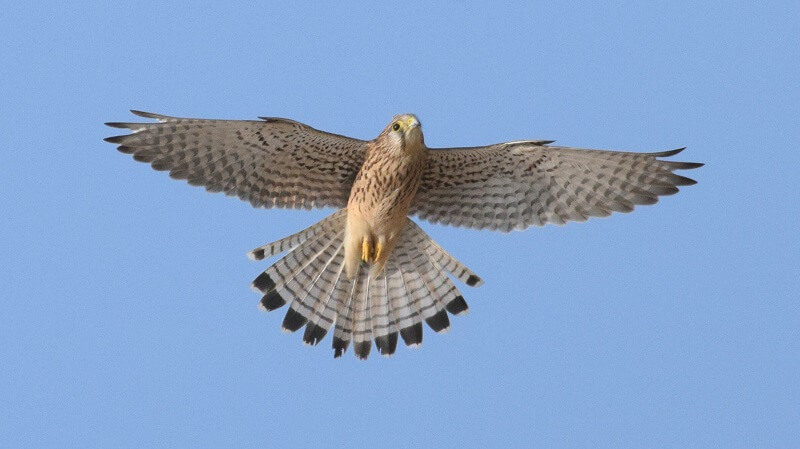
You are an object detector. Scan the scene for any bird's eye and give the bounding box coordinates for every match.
[392,123,401,131]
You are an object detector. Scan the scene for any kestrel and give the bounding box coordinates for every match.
[105,110,702,359]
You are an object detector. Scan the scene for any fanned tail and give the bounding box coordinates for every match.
[249,210,482,359]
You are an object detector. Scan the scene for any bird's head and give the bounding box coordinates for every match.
[382,114,424,153]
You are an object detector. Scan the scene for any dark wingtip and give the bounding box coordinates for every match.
[445,296,469,315]
[302,323,328,346]
[260,290,286,312]
[652,147,686,158]
[103,135,128,144]
[116,145,136,154]
[466,274,481,287]
[105,122,131,129]
[425,309,450,333]
[400,322,423,347]
[252,272,276,293]
[130,110,165,119]
[672,174,698,186]
[281,307,307,332]
[333,337,350,358]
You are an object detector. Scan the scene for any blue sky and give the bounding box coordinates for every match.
[2,1,798,448]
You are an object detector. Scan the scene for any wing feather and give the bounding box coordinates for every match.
[412,142,701,231]
[105,111,367,210]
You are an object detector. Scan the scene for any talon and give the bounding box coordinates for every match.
[361,236,372,263]
[375,241,384,264]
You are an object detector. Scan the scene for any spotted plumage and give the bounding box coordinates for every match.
[105,110,702,359]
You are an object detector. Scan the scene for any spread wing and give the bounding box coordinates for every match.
[411,141,702,232]
[105,111,368,210]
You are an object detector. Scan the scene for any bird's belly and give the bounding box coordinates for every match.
[343,205,407,280]
[343,153,425,279]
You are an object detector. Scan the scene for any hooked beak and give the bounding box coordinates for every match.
[406,116,420,129]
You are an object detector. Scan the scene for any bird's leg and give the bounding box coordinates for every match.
[361,235,374,263]
[374,240,385,264]
[370,235,393,278]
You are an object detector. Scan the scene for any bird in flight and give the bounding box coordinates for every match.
[105,110,702,359]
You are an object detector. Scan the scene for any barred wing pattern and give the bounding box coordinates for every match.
[105,111,367,210]
[248,210,482,359]
[412,143,703,231]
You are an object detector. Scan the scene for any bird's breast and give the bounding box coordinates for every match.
[343,148,426,277]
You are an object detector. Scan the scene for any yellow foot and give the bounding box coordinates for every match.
[361,236,373,263]
[374,241,384,264]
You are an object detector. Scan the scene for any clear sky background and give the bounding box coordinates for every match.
[3,2,798,448]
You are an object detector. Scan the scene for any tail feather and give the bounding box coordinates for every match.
[395,249,437,322]
[407,228,471,316]
[370,273,399,356]
[250,225,343,296]
[406,222,483,287]
[400,239,451,333]
[280,232,344,331]
[396,244,444,326]
[332,265,359,358]
[386,259,423,347]
[352,272,374,360]
[250,210,482,359]
[326,266,354,356]
[300,242,345,345]
[248,210,346,261]
[253,227,342,329]
[302,245,347,345]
